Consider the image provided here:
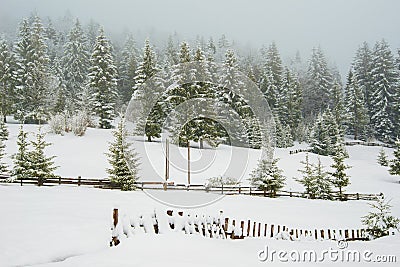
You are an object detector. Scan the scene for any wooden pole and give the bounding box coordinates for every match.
[110,208,120,246]
[164,138,169,191]
[187,141,190,186]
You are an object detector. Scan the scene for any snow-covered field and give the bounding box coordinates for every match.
[0,123,399,266]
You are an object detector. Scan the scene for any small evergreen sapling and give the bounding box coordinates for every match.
[0,117,8,141]
[28,129,58,185]
[362,197,400,239]
[313,158,332,200]
[12,126,30,180]
[250,158,286,197]
[295,153,315,197]
[106,118,140,191]
[0,139,7,173]
[377,148,389,167]
[389,139,400,176]
[330,143,351,198]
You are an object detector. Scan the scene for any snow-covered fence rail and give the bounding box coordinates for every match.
[0,176,382,201]
[344,141,394,148]
[110,208,369,246]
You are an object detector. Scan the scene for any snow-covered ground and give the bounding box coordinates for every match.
[0,123,399,266]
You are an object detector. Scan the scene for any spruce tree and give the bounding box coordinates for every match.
[0,117,8,141]
[12,126,30,179]
[250,158,286,197]
[303,47,333,118]
[28,129,58,185]
[295,153,315,197]
[63,19,90,110]
[377,148,389,167]
[0,38,17,121]
[106,118,140,190]
[362,197,400,239]
[330,143,351,197]
[0,138,7,173]
[389,139,400,176]
[14,16,51,123]
[311,109,342,156]
[134,39,163,142]
[344,70,369,140]
[313,158,332,200]
[370,40,399,142]
[118,34,138,104]
[88,28,118,129]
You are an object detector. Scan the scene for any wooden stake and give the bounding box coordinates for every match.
[187,141,190,186]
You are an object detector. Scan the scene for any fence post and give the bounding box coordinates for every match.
[249,187,252,196]
[253,222,256,236]
[315,229,318,240]
[345,229,349,239]
[264,224,268,237]
[221,184,224,195]
[240,221,245,238]
[78,176,81,186]
[356,193,359,200]
[258,223,261,237]
[320,230,325,239]
[247,220,251,236]
[270,224,274,238]
[20,178,23,186]
[110,208,120,246]
[239,186,241,194]
[59,177,61,185]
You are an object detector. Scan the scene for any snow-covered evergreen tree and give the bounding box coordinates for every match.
[50,56,68,114]
[352,42,373,116]
[313,158,332,200]
[28,129,58,185]
[11,126,30,179]
[277,67,303,134]
[250,158,286,197]
[377,148,389,167]
[295,153,315,196]
[134,39,164,142]
[0,138,7,173]
[330,143,351,197]
[106,118,140,191]
[330,80,345,131]
[63,19,90,110]
[370,40,399,142]
[0,117,9,141]
[303,47,333,118]
[389,139,400,176]
[0,38,17,121]
[362,197,400,239]
[344,70,369,140]
[311,109,342,156]
[14,16,51,123]
[118,34,138,104]
[88,28,118,129]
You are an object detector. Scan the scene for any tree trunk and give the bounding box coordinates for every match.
[147,135,152,142]
[199,138,204,149]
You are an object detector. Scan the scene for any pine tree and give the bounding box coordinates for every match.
[330,143,351,197]
[362,197,400,239]
[0,38,17,121]
[106,118,140,190]
[377,148,389,167]
[0,139,7,173]
[295,153,315,197]
[88,28,118,129]
[11,126,30,179]
[63,19,90,110]
[277,67,303,133]
[118,34,138,104]
[370,40,399,142]
[14,16,51,123]
[303,47,333,118]
[0,117,8,141]
[50,56,68,114]
[311,109,342,156]
[344,70,369,140]
[28,129,58,185]
[352,42,373,116]
[250,158,286,197]
[313,158,332,200]
[330,80,345,131]
[134,39,163,142]
[389,139,400,176]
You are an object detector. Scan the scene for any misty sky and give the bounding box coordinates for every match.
[0,0,399,76]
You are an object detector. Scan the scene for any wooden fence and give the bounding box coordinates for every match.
[0,175,382,202]
[110,208,369,246]
[289,141,394,155]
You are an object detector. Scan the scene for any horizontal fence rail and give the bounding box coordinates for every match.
[0,175,382,201]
